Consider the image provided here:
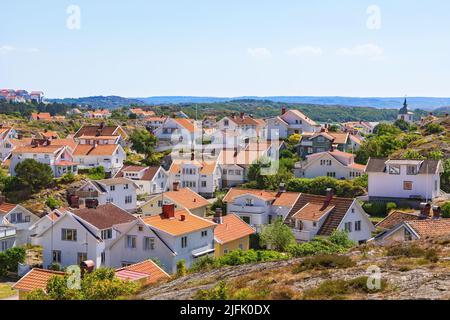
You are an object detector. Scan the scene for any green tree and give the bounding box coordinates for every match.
[442,202,450,218]
[401,149,426,160]
[259,218,295,252]
[14,159,54,193]
[393,119,410,132]
[424,123,444,134]
[287,134,301,145]
[129,129,157,159]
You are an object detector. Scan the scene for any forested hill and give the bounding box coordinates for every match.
[49,96,146,109]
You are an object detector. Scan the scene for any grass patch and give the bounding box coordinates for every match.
[386,245,439,262]
[0,283,16,299]
[293,254,355,273]
[302,276,387,300]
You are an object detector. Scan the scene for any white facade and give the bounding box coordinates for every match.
[120,166,168,195]
[73,144,126,176]
[367,159,443,201]
[265,109,321,140]
[1,205,39,245]
[0,127,17,161]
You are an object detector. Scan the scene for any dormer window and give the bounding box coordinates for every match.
[388,165,400,175]
[101,229,112,240]
[245,198,254,207]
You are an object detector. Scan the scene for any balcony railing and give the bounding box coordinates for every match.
[75,190,99,198]
[0,227,16,239]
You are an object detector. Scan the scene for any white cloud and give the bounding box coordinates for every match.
[0,45,40,54]
[287,46,323,57]
[247,47,272,59]
[336,43,384,60]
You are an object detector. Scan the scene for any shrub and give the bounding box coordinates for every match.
[293,254,355,273]
[259,218,295,252]
[176,259,187,277]
[424,123,444,135]
[362,202,388,217]
[45,196,62,210]
[194,281,229,300]
[87,166,106,180]
[386,202,397,213]
[59,173,75,184]
[288,231,355,258]
[0,247,26,276]
[442,202,450,218]
[386,245,438,262]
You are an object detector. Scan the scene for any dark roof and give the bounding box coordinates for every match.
[376,211,420,230]
[365,158,441,174]
[74,125,120,138]
[116,166,160,181]
[398,99,409,115]
[72,204,136,230]
[285,194,354,236]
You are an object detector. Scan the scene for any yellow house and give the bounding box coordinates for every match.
[139,188,210,217]
[212,213,255,257]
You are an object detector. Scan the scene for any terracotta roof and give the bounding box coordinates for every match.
[12,268,64,292]
[174,118,195,133]
[145,116,167,122]
[329,132,349,145]
[349,134,363,145]
[407,219,450,238]
[73,144,118,156]
[0,202,17,214]
[223,188,277,202]
[49,138,77,150]
[273,192,301,207]
[72,204,136,230]
[376,211,420,230]
[164,188,210,210]
[117,166,160,181]
[365,158,441,174]
[13,145,64,154]
[286,194,355,236]
[40,131,58,138]
[74,125,121,138]
[116,260,170,285]
[292,202,336,221]
[96,177,137,187]
[142,209,215,236]
[168,160,216,175]
[283,109,318,126]
[212,214,255,244]
[348,163,367,171]
[31,113,52,120]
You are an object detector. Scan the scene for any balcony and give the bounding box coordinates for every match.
[0,226,16,239]
[75,190,99,198]
[228,204,267,214]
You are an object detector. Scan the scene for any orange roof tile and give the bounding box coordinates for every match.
[31,113,52,120]
[142,209,215,236]
[174,118,195,133]
[116,260,170,285]
[223,188,277,202]
[0,202,17,214]
[212,214,255,244]
[407,219,450,238]
[292,202,335,222]
[376,211,420,230]
[13,268,64,292]
[13,145,64,154]
[73,144,118,156]
[329,132,349,145]
[164,188,210,210]
[272,192,301,207]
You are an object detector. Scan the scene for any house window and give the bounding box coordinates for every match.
[235,170,242,175]
[312,221,317,227]
[435,180,438,191]
[224,248,229,254]
[110,185,115,191]
[201,230,208,237]
[126,235,137,249]
[106,197,114,203]
[344,222,352,233]
[242,216,251,224]
[245,198,254,206]
[223,169,227,175]
[355,221,361,231]
[201,181,207,188]
[52,250,61,263]
[181,236,188,248]
[403,181,413,191]
[224,120,229,127]
[101,229,112,240]
[327,172,336,178]
[239,243,244,250]
[389,165,401,175]
[143,237,155,250]
[406,165,418,175]
[404,229,413,241]
[125,195,133,204]
[124,184,129,190]
[61,229,77,241]
[158,200,162,207]
[101,252,106,264]
[77,252,87,264]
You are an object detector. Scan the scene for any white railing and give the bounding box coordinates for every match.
[0,227,16,239]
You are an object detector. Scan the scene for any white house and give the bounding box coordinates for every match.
[115,165,168,195]
[0,200,39,245]
[294,150,366,180]
[73,124,128,146]
[153,118,196,143]
[0,126,17,162]
[83,109,112,119]
[72,143,126,176]
[167,159,221,198]
[285,189,375,243]
[29,210,63,245]
[109,204,215,273]
[365,158,443,201]
[128,108,156,118]
[139,186,210,218]
[34,204,136,269]
[222,187,301,232]
[9,142,78,178]
[265,108,321,140]
[0,225,16,252]
[146,116,167,133]
[74,177,139,212]
[216,113,265,142]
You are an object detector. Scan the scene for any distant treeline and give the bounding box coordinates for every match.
[0,101,73,117]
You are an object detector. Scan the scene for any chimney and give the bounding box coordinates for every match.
[233,147,238,157]
[162,204,175,219]
[240,112,244,119]
[281,107,286,115]
[278,183,286,194]
[432,206,442,220]
[419,202,431,220]
[86,199,98,209]
[191,152,195,161]
[213,208,223,224]
[324,188,333,206]
[80,260,95,277]
[180,214,186,222]
[99,122,105,129]
[173,181,180,191]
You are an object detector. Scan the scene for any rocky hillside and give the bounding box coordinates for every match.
[137,238,450,300]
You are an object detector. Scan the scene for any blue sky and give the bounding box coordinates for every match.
[1,0,450,98]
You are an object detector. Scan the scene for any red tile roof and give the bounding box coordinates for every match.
[407,219,450,238]
[212,214,255,244]
[164,188,210,210]
[73,144,119,156]
[116,260,170,285]
[0,202,17,214]
[376,211,420,230]
[12,268,64,292]
[72,204,136,229]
